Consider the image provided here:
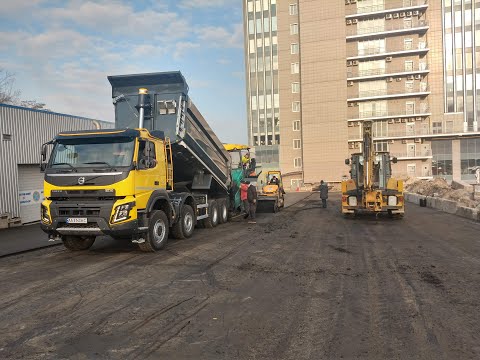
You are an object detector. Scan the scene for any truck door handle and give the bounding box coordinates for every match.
[154,181,159,185]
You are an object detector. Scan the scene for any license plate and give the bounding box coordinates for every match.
[66,218,88,224]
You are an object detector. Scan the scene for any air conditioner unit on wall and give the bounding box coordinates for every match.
[389,139,395,144]
[416,117,422,121]
[393,13,399,19]
[413,10,419,16]
[415,138,421,143]
[400,12,406,17]
[387,77,393,82]
[401,118,407,123]
[388,119,395,124]
[386,14,392,20]
[352,19,358,24]
[346,19,352,25]
[355,142,360,148]
[402,139,407,144]
[348,102,354,107]
[352,60,359,66]
[406,11,412,17]
[407,75,414,80]
[347,60,352,66]
[415,74,422,79]
[348,122,354,127]
[395,119,402,123]
[351,0,356,3]
[348,81,354,86]
[396,77,402,82]
[349,143,354,149]
[386,56,392,62]
[345,0,350,4]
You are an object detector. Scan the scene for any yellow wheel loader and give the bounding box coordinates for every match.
[342,121,404,218]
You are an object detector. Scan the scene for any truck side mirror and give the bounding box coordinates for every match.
[392,157,398,164]
[41,144,47,162]
[345,158,350,165]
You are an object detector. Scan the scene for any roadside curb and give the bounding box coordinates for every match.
[404,191,479,222]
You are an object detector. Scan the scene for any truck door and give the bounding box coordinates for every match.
[136,139,162,208]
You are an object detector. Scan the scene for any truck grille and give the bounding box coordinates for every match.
[58,207,101,216]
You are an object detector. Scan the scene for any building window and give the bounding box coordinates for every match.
[405,81,414,93]
[290,23,299,35]
[293,139,301,149]
[292,101,301,112]
[432,121,443,134]
[247,1,253,12]
[404,38,413,50]
[291,43,299,54]
[294,157,302,168]
[2,134,12,141]
[293,120,301,131]
[291,82,300,93]
[404,60,413,72]
[373,120,388,137]
[432,140,453,179]
[291,62,299,74]
[460,138,480,181]
[374,141,388,152]
[289,3,298,15]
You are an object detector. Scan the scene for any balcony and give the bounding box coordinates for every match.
[347,43,429,61]
[347,64,429,81]
[348,85,430,102]
[347,107,431,122]
[346,20,429,41]
[348,127,480,142]
[345,0,429,18]
[391,150,432,160]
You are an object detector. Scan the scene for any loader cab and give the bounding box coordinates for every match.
[349,152,394,190]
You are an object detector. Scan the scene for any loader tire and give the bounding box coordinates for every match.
[203,200,219,228]
[62,235,95,251]
[171,205,195,239]
[138,210,169,252]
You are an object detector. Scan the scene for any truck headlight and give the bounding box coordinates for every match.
[112,202,135,223]
[388,196,397,206]
[348,196,357,206]
[41,204,51,224]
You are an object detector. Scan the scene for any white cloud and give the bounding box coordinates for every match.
[0,0,44,18]
[174,42,200,59]
[178,0,237,8]
[196,23,243,48]
[217,58,231,65]
[47,1,190,40]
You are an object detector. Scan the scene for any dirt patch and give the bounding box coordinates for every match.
[328,245,351,254]
[420,270,443,288]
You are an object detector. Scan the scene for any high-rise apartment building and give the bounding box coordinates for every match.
[243,0,480,188]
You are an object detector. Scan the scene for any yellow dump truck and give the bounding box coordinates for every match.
[258,170,285,213]
[342,121,404,218]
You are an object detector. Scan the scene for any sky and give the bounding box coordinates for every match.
[0,0,247,144]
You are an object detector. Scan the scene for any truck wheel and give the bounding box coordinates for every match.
[171,205,195,239]
[139,210,169,252]
[203,200,219,228]
[218,199,228,224]
[62,235,95,251]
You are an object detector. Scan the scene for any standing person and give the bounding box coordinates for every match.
[319,180,328,208]
[247,181,258,224]
[240,180,250,219]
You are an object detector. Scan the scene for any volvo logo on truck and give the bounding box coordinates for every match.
[77,177,85,185]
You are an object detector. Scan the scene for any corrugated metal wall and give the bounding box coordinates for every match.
[0,104,114,219]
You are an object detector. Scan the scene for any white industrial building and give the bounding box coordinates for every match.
[0,104,113,225]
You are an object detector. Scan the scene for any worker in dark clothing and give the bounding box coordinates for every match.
[269,176,279,185]
[319,180,328,208]
[247,181,258,223]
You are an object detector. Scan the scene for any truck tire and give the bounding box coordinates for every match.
[62,235,95,251]
[203,200,219,228]
[138,210,169,252]
[171,205,195,239]
[218,199,228,224]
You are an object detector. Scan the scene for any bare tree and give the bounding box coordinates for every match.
[0,69,49,110]
[0,69,21,104]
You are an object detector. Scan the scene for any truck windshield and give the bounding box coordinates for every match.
[49,138,135,169]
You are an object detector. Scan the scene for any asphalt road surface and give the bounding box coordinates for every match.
[0,192,479,360]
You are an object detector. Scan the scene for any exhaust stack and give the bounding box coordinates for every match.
[137,88,148,128]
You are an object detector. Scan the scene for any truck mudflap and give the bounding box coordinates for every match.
[41,217,139,237]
